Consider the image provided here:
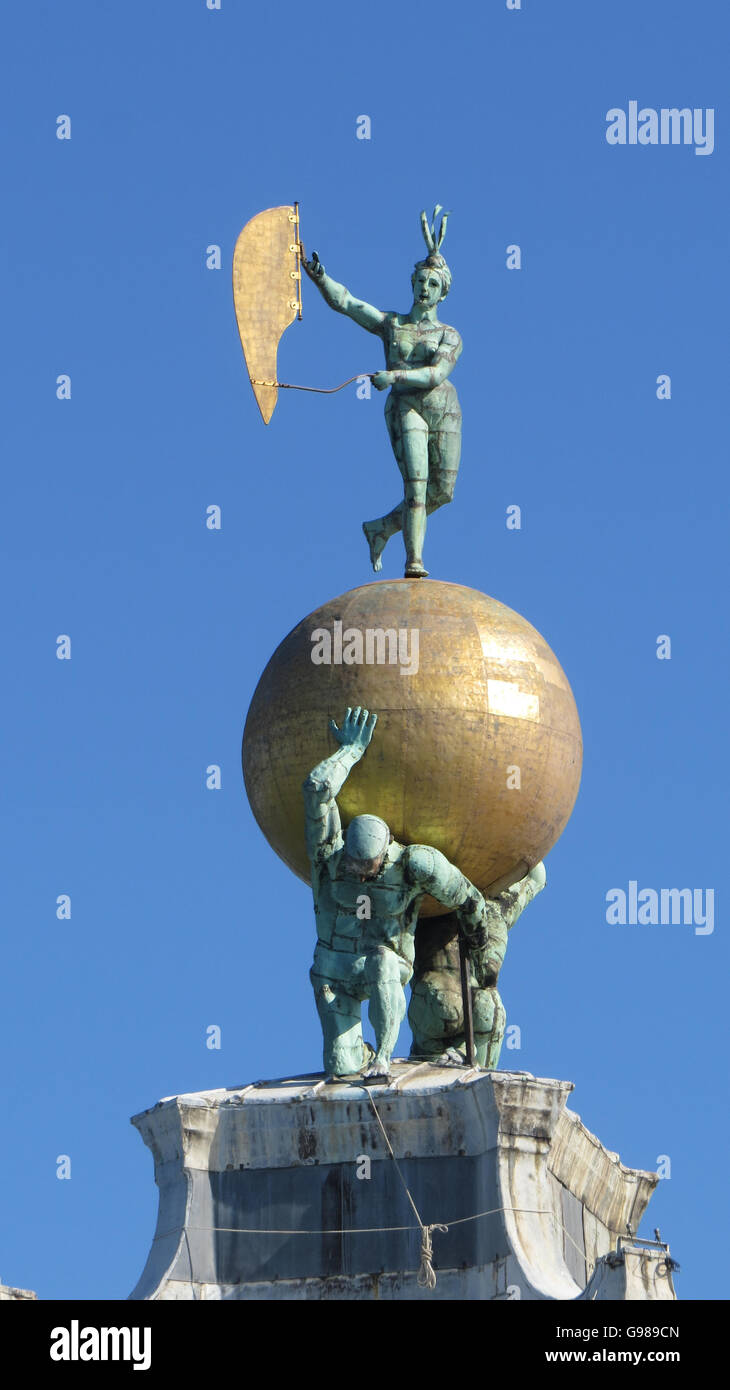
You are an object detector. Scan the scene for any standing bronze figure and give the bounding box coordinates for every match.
[303,208,462,578]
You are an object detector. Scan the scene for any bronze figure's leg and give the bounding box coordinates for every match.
[472,986,506,1070]
[361,946,410,1077]
[426,418,461,518]
[424,385,461,535]
[363,397,429,577]
[310,967,367,1077]
[408,972,506,1070]
[390,400,429,577]
[362,513,400,573]
[408,972,463,1061]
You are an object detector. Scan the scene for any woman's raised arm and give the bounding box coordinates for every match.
[302,251,386,335]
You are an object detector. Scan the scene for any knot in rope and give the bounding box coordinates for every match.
[417,1223,449,1289]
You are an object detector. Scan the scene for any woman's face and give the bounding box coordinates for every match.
[412,267,443,307]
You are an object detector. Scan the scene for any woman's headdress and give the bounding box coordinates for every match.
[413,204,453,298]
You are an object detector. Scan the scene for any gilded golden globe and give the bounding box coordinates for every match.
[242,580,582,915]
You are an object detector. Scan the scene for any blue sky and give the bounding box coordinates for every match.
[1,0,727,1300]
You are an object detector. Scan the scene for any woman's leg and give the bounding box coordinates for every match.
[363,399,429,575]
[362,508,402,572]
[426,419,461,518]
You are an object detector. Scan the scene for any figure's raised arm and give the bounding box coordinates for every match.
[302,251,386,335]
[477,863,547,985]
[302,708,378,866]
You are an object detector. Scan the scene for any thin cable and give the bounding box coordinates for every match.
[153,1203,596,1298]
[153,1167,591,1277]
[153,1204,590,1268]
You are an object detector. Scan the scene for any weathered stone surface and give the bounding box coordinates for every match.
[129,1065,675,1302]
[581,1242,677,1301]
[0,1283,37,1301]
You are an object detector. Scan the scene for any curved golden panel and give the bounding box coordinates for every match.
[242,580,583,914]
[232,205,300,424]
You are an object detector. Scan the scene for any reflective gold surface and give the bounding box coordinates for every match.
[243,580,582,915]
[233,205,300,423]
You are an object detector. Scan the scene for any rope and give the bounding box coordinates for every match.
[365,1089,446,1289]
[250,374,372,394]
[417,1223,449,1291]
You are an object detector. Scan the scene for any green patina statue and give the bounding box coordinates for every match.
[303,706,545,1077]
[302,208,462,579]
[408,865,546,1069]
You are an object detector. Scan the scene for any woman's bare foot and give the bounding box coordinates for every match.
[363,520,389,572]
[404,560,429,578]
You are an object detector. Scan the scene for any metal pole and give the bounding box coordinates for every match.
[459,934,476,1066]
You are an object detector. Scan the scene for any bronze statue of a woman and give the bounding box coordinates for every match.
[302,208,462,579]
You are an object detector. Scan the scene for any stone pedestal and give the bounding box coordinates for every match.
[0,1283,37,1301]
[129,1064,676,1301]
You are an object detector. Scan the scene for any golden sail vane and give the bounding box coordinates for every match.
[233,202,372,422]
[233,204,303,425]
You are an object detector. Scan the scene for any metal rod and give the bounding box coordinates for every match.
[294,201,303,321]
[459,934,475,1067]
[250,374,372,395]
